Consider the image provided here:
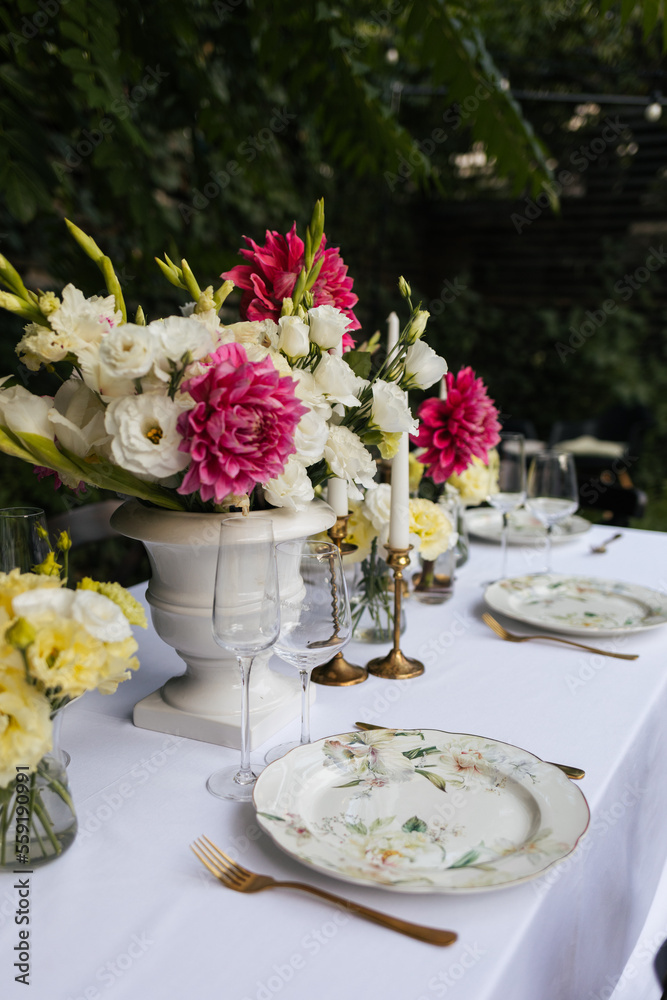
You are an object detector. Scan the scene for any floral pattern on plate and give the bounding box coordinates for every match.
[253,729,590,893]
[485,574,667,636]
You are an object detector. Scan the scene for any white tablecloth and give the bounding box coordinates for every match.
[2,523,667,1000]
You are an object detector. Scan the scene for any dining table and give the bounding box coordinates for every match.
[2,519,667,1000]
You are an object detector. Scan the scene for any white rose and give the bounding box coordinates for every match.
[403,341,448,390]
[48,378,110,458]
[12,587,74,621]
[365,482,392,532]
[263,457,315,511]
[293,407,329,465]
[16,323,70,371]
[0,381,53,439]
[371,381,418,433]
[71,590,132,642]
[99,324,156,380]
[313,352,368,407]
[278,316,310,358]
[105,393,191,481]
[323,425,376,501]
[307,305,350,351]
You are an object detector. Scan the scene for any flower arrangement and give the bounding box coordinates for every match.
[0,202,447,514]
[0,544,146,866]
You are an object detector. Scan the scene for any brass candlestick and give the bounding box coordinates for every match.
[366,545,424,680]
[311,515,368,687]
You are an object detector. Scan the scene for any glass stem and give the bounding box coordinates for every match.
[299,669,311,746]
[236,655,255,785]
[545,524,554,574]
[500,512,509,579]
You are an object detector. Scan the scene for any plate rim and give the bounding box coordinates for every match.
[465,507,591,545]
[253,727,590,894]
[484,572,667,636]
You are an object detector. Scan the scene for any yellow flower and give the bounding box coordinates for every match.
[448,453,497,506]
[0,570,62,618]
[378,431,401,460]
[408,451,424,494]
[77,578,147,628]
[344,501,378,564]
[0,664,53,787]
[409,498,453,561]
[32,551,62,577]
[25,620,138,700]
[5,617,36,651]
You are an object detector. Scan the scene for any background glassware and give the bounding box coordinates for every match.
[0,506,50,572]
[486,433,527,580]
[525,451,579,573]
[207,516,279,801]
[265,540,351,763]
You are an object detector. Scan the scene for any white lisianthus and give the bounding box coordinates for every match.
[307,304,350,351]
[371,380,418,434]
[16,323,70,371]
[403,341,448,390]
[48,379,110,458]
[293,407,329,465]
[71,590,132,643]
[365,482,392,532]
[278,315,310,358]
[263,457,314,510]
[105,393,191,480]
[313,352,368,407]
[150,316,216,377]
[291,369,332,420]
[241,344,293,377]
[99,324,156,380]
[324,425,376,500]
[405,309,430,343]
[0,381,53,439]
[50,284,121,354]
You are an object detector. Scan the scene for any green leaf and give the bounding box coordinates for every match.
[402,815,428,833]
[345,820,368,835]
[449,849,481,869]
[256,812,285,822]
[343,349,372,380]
[414,768,448,792]
[333,778,363,788]
[402,745,438,760]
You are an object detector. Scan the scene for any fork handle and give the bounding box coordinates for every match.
[272,880,457,945]
[533,636,638,659]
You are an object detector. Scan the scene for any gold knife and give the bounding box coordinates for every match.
[354,721,585,780]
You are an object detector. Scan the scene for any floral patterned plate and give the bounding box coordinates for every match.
[484,574,667,636]
[253,728,589,893]
[465,508,591,545]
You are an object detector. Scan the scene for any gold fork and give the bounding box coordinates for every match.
[481,612,638,660]
[191,836,457,946]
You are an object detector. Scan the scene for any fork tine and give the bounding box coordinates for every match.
[191,842,229,882]
[482,613,507,638]
[196,839,244,885]
[202,836,251,879]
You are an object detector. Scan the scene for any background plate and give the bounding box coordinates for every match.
[466,508,591,544]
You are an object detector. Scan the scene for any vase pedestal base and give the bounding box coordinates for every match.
[133,675,307,751]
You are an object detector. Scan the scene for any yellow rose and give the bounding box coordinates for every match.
[0,665,53,787]
[26,621,110,699]
[408,451,424,494]
[409,498,454,561]
[344,500,378,564]
[0,570,62,618]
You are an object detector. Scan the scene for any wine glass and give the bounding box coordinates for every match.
[0,507,50,572]
[486,433,526,580]
[525,451,579,574]
[265,540,351,764]
[207,516,280,801]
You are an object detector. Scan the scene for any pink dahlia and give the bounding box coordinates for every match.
[411,367,501,483]
[176,342,308,503]
[221,222,360,346]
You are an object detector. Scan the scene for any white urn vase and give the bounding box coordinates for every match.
[111,499,335,749]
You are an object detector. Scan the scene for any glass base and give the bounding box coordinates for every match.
[264,740,301,765]
[206,765,259,801]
